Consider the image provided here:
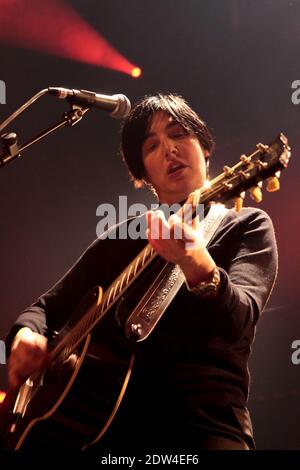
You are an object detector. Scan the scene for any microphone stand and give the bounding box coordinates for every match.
[0,88,91,168]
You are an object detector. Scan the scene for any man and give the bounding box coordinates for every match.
[6,93,278,450]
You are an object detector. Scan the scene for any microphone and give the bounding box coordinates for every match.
[48,87,131,118]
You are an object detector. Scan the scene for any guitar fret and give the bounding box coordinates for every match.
[63,347,71,359]
[113,281,120,300]
[77,315,89,341]
[106,287,115,309]
[142,247,149,265]
[100,298,105,314]
[119,272,127,292]
[86,310,97,332]
[70,334,80,351]
[133,257,141,276]
[100,299,106,315]
[126,264,133,285]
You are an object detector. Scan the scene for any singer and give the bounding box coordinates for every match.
[5,93,278,451]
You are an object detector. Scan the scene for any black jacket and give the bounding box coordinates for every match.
[6,206,278,448]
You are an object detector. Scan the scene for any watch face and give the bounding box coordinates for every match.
[193,281,218,298]
[200,284,216,296]
[189,267,220,298]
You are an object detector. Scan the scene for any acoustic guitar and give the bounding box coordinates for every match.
[0,133,291,450]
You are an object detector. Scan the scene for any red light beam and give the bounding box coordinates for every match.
[0,0,141,77]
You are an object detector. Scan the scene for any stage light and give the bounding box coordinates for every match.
[0,0,140,77]
[0,390,6,403]
[131,67,142,78]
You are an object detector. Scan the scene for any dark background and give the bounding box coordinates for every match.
[0,0,299,450]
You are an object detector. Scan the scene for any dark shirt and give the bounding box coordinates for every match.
[6,206,278,449]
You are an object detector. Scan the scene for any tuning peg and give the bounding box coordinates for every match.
[234,192,245,212]
[250,183,263,203]
[240,154,251,164]
[257,143,269,153]
[256,160,268,169]
[267,172,280,192]
[223,165,232,175]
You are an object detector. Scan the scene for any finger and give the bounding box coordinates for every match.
[176,189,201,225]
[177,202,191,224]
[151,210,172,240]
[169,214,185,241]
[170,218,194,243]
[182,202,193,227]
[147,211,160,240]
[147,228,167,257]
[185,188,201,207]
[185,225,205,251]
[192,188,201,207]
[146,211,153,230]
[192,214,200,232]
[8,358,29,389]
[146,210,154,228]
[8,368,20,389]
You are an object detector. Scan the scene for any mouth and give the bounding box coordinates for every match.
[167,161,187,176]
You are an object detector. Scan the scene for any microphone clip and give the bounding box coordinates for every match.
[0,132,21,167]
[63,103,90,127]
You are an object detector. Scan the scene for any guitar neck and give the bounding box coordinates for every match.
[50,242,158,362]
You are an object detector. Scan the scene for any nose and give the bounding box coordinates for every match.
[162,136,178,159]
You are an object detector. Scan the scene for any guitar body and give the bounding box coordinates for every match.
[1,286,135,450]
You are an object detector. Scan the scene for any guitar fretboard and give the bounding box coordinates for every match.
[50,242,158,361]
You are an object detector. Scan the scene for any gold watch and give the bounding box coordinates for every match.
[188,266,220,298]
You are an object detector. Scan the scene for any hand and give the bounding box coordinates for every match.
[146,203,216,287]
[8,327,48,389]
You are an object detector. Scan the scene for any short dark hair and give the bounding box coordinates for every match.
[121,93,215,187]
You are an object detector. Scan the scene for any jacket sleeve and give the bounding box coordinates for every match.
[193,208,278,342]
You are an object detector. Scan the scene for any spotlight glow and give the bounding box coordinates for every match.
[0,0,141,77]
[0,390,6,404]
[131,67,142,78]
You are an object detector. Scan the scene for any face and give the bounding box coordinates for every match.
[142,111,208,204]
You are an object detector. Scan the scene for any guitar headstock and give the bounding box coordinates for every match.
[202,133,291,209]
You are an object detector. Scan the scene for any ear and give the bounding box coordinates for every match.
[205,155,210,180]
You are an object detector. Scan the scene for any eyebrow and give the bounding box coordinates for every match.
[145,121,182,140]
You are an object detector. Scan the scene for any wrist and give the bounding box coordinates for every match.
[179,249,216,287]
[186,266,221,298]
[12,327,33,349]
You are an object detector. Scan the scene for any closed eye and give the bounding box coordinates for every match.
[146,141,158,152]
[168,125,188,139]
[170,131,186,139]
